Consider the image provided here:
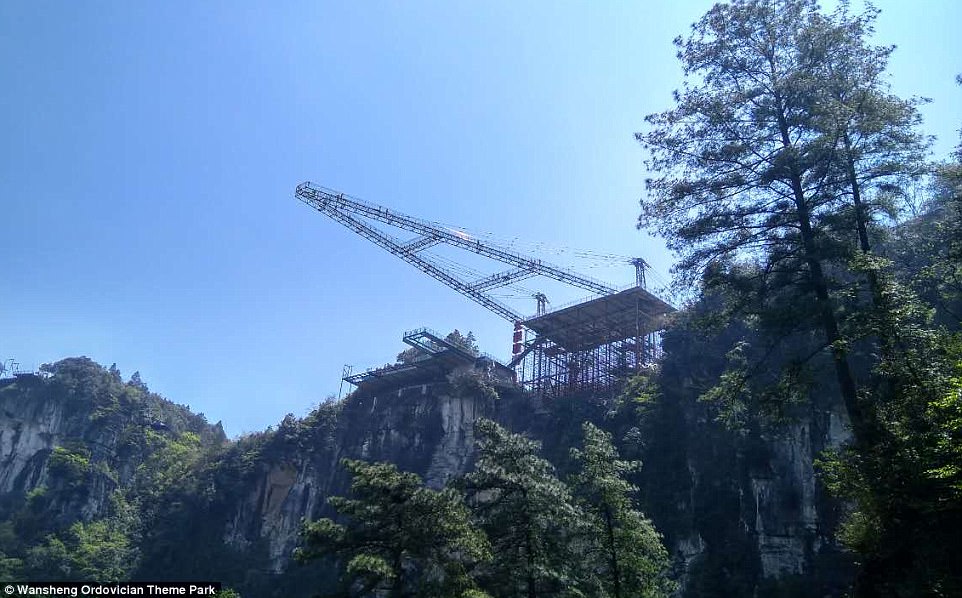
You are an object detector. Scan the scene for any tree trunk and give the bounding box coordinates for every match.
[604,506,622,598]
[843,132,874,257]
[391,552,404,598]
[775,106,867,447]
[843,132,888,308]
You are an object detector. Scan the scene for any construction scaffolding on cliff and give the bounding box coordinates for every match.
[511,285,673,398]
[295,182,675,398]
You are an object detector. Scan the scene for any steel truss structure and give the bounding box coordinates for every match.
[296,182,674,398]
[295,182,613,322]
[510,286,672,398]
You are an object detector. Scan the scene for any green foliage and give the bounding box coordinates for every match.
[465,419,588,597]
[570,423,674,598]
[11,487,54,547]
[22,492,139,582]
[637,2,957,594]
[901,159,962,326]
[697,339,810,432]
[641,0,898,462]
[816,279,962,594]
[925,362,962,492]
[26,516,136,581]
[134,430,202,501]
[0,358,233,586]
[263,401,341,458]
[0,522,23,580]
[47,446,91,488]
[641,0,869,287]
[637,0,933,439]
[449,369,499,403]
[447,330,479,353]
[295,416,676,598]
[297,459,490,597]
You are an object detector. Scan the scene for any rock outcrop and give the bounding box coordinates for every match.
[221,368,506,572]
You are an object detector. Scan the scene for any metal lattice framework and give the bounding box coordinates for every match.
[295,181,675,398]
[295,182,614,322]
[510,286,672,398]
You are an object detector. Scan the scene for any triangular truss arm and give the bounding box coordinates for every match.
[295,182,616,303]
[301,192,523,321]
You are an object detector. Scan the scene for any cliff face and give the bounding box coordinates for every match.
[0,355,852,596]
[631,320,855,596]
[214,358,852,596]
[660,402,853,596]
[0,360,224,530]
[221,368,507,573]
[0,377,65,496]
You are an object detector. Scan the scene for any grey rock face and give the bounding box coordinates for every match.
[0,366,222,530]
[222,374,500,572]
[0,387,64,495]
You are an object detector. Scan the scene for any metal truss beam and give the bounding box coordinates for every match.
[295,183,616,298]
[308,201,522,322]
[400,235,441,253]
[468,266,536,292]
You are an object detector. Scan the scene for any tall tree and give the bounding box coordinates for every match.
[570,423,673,598]
[806,3,928,260]
[637,0,919,460]
[637,1,949,594]
[464,419,586,598]
[296,459,490,598]
[802,3,930,371]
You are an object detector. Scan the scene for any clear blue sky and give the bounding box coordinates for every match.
[2,1,960,435]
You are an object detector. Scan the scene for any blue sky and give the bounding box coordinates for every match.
[2,1,960,435]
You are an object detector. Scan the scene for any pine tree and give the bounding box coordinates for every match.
[465,419,586,598]
[570,423,673,598]
[296,459,490,598]
[637,0,928,469]
[637,1,950,594]
[805,3,928,260]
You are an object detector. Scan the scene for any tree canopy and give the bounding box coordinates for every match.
[638,0,962,594]
[297,459,490,598]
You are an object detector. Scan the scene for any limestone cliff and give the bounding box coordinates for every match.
[0,354,853,596]
[0,359,224,530]
[212,354,852,596]
[220,367,511,573]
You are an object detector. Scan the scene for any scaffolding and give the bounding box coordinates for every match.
[510,286,674,398]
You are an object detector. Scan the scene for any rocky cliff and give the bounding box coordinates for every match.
[0,363,223,527]
[0,350,853,596]
[218,366,518,575]
[206,346,853,596]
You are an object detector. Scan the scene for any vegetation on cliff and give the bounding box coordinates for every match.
[636,0,962,594]
[298,419,671,598]
[0,357,226,582]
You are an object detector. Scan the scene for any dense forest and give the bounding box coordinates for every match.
[1,0,960,596]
